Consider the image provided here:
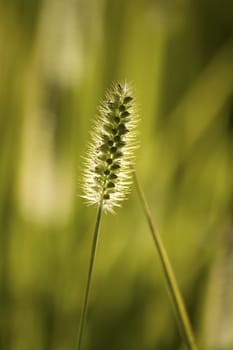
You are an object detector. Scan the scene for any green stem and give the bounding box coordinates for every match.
[133,170,197,350]
[76,203,103,350]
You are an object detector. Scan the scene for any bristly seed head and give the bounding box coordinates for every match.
[82,82,138,213]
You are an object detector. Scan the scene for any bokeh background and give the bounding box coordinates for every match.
[1,0,233,349]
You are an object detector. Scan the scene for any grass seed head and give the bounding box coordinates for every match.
[82,82,138,213]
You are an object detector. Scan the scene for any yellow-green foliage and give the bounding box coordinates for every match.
[0,1,233,349]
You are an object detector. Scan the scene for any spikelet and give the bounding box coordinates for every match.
[82,82,138,213]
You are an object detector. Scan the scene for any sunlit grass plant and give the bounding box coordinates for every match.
[78,81,197,350]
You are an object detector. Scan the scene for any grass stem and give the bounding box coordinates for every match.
[76,203,103,350]
[133,170,197,350]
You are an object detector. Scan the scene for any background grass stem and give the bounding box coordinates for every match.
[133,170,197,350]
[76,203,103,350]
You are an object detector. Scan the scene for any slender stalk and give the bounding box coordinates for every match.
[133,170,197,350]
[76,203,103,350]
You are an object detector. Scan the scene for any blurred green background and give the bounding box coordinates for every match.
[1,0,233,349]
